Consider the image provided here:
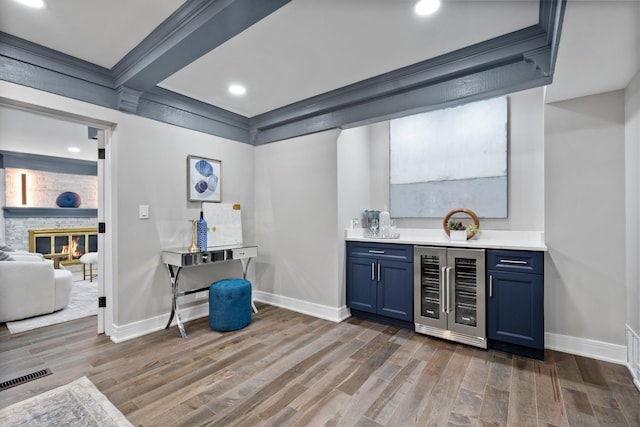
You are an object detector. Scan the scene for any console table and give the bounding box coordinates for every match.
[162,245,258,338]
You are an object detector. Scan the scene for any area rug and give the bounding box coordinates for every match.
[6,279,97,334]
[0,376,133,426]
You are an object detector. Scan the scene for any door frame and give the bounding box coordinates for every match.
[0,98,115,337]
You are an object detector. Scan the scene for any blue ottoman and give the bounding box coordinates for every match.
[208,278,252,332]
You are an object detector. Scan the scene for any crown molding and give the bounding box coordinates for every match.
[252,58,551,145]
[138,87,250,143]
[250,25,549,143]
[0,32,113,88]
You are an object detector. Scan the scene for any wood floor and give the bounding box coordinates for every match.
[1,304,638,426]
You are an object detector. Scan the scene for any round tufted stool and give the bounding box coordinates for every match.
[208,278,252,332]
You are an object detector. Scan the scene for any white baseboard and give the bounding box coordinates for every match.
[253,290,351,323]
[108,292,350,343]
[626,325,640,391]
[545,332,627,365]
[109,303,209,343]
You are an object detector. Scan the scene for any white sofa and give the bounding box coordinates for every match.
[0,252,73,323]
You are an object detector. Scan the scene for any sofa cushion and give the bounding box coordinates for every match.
[0,250,15,261]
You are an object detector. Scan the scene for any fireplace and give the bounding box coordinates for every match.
[28,227,98,267]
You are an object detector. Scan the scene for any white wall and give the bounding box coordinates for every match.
[544,90,627,347]
[0,81,256,337]
[625,70,640,385]
[254,129,342,312]
[366,87,546,232]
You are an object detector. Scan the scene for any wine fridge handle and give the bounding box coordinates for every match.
[446,266,453,313]
[441,266,447,313]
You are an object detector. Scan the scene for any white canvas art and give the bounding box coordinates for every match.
[202,202,243,247]
[390,96,508,218]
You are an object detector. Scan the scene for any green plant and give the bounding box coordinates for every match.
[466,223,479,235]
[447,220,465,231]
[447,220,480,235]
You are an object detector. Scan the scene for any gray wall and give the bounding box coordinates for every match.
[337,126,372,306]
[544,90,627,345]
[625,71,640,343]
[114,114,256,325]
[254,129,341,308]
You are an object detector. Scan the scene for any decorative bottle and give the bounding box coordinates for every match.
[196,211,207,252]
[379,205,390,236]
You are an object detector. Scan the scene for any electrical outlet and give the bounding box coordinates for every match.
[195,291,208,300]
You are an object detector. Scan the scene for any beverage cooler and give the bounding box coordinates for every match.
[414,246,487,348]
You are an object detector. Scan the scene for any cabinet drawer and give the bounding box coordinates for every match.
[487,250,543,275]
[347,242,413,262]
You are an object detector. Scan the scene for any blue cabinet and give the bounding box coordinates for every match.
[487,250,544,359]
[346,242,413,324]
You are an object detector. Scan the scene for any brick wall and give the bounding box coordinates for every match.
[5,168,97,208]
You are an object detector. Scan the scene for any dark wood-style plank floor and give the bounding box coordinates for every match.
[1,304,638,426]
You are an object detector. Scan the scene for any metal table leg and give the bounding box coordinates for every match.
[240,258,258,314]
[165,265,188,339]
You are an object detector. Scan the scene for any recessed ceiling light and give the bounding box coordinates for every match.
[68,147,80,153]
[415,0,440,16]
[228,84,246,96]
[15,0,45,9]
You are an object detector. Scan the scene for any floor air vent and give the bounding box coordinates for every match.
[0,369,52,391]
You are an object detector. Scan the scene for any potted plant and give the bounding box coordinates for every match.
[443,208,480,241]
[447,220,468,241]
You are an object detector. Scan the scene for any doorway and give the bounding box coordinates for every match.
[0,99,114,336]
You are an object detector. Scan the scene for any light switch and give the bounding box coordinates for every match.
[138,205,149,219]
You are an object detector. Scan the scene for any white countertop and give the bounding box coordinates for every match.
[345,228,547,251]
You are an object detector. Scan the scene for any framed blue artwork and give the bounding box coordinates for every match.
[187,155,221,203]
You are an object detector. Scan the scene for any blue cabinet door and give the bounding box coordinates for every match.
[378,259,413,321]
[346,256,377,314]
[487,270,544,350]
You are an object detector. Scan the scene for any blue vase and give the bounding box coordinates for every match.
[197,211,207,252]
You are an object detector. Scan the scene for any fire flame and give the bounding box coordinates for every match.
[61,237,83,259]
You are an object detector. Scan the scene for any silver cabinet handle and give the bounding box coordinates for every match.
[489,275,493,297]
[441,266,447,313]
[369,250,385,254]
[499,259,527,265]
[371,263,375,281]
[377,263,381,282]
[446,266,452,313]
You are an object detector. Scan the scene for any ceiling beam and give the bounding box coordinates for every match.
[112,0,291,108]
